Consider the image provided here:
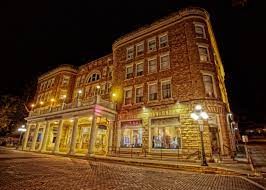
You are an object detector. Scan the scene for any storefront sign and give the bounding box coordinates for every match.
[121,120,142,128]
[151,117,180,126]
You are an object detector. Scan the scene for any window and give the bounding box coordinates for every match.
[127,46,134,60]
[80,75,85,84]
[148,83,158,101]
[159,34,168,48]
[136,42,144,56]
[51,79,55,87]
[161,80,171,99]
[88,73,100,83]
[148,38,156,52]
[124,88,132,105]
[136,62,144,76]
[126,65,133,79]
[148,58,157,74]
[120,120,142,148]
[198,46,210,62]
[62,75,70,86]
[195,24,206,38]
[151,117,181,149]
[160,54,170,70]
[203,74,215,97]
[135,86,144,103]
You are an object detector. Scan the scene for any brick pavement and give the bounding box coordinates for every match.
[0,147,264,190]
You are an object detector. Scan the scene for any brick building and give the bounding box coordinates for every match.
[22,7,235,161]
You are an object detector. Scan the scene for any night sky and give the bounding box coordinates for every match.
[0,1,265,123]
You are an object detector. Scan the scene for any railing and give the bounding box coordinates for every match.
[29,96,116,117]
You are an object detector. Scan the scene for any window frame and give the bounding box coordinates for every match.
[194,23,206,39]
[159,33,168,49]
[147,37,156,52]
[148,57,157,74]
[198,44,210,62]
[160,53,170,71]
[135,84,144,104]
[124,87,133,106]
[126,46,134,60]
[148,81,158,102]
[201,71,217,98]
[161,79,172,100]
[136,42,144,57]
[136,61,144,77]
[125,64,134,80]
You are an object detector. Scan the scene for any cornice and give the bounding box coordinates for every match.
[112,7,210,49]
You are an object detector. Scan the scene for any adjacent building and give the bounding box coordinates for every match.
[22,7,235,161]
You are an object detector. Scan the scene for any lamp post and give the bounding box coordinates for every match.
[190,104,209,166]
[17,125,27,149]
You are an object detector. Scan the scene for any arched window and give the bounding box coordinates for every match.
[88,73,100,83]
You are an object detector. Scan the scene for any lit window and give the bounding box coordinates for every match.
[136,43,144,56]
[126,65,133,79]
[161,80,171,99]
[127,46,134,60]
[159,34,168,48]
[124,88,132,105]
[135,86,144,103]
[160,54,170,70]
[62,75,70,86]
[88,73,100,83]
[198,46,210,62]
[195,24,206,38]
[148,38,156,52]
[120,120,142,148]
[148,83,158,101]
[203,75,215,97]
[148,58,157,74]
[136,62,144,76]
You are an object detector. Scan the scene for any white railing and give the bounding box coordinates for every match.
[29,96,116,117]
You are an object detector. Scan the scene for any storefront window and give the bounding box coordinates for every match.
[151,117,181,149]
[120,120,142,148]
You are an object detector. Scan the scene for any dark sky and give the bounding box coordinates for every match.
[0,0,265,123]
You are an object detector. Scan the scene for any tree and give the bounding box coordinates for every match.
[0,95,27,136]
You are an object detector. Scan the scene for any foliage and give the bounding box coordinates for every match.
[0,95,27,136]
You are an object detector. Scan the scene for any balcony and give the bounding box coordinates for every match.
[29,96,116,117]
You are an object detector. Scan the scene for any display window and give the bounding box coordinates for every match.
[120,120,142,148]
[150,117,181,149]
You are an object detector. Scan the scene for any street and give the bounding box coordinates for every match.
[0,147,263,190]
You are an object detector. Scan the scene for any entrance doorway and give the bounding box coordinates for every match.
[94,125,108,155]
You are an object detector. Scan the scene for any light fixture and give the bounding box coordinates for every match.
[78,90,82,94]
[195,104,202,111]
[31,104,35,108]
[62,95,67,99]
[190,113,199,120]
[70,119,74,122]
[200,111,209,120]
[40,101,44,105]
[112,93,116,97]
[50,98,55,102]
[96,85,100,89]
[89,116,93,120]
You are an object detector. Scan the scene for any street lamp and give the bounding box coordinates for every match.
[190,104,209,166]
[17,125,27,149]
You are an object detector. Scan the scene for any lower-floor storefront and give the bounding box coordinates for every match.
[23,100,233,161]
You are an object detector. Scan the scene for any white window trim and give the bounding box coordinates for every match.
[194,22,206,39]
[126,46,134,60]
[125,64,134,80]
[159,33,169,49]
[200,70,217,98]
[136,42,144,57]
[159,52,170,71]
[160,78,172,100]
[134,84,144,104]
[147,37,157,52]
[147,81,158,102]
[135,60,144,77]
[123,86,133,106]
[197,43,211,63]
[148,57,157,74]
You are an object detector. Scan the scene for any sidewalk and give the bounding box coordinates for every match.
[1,146,259,177]
[88,155,259,177]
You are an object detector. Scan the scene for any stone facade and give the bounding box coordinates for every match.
[23,7,234,161]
